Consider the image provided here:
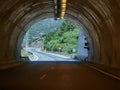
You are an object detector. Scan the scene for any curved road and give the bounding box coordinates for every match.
[27,48,77,61]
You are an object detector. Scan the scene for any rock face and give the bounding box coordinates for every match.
[0,0,120,69]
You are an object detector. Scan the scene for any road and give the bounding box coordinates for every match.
[0,62,120,90]
[26,48,77,61]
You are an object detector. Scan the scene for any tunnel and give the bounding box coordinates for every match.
[0,0,120,69]
[0,0,120,68]
[0,0,120,89]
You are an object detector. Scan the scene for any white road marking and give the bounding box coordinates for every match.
[86,64,120,80]
[40,74,47,80]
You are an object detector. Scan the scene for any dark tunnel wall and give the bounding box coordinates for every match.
[0,0,120,69]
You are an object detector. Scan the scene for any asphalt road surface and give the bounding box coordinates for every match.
[0,62,120,90]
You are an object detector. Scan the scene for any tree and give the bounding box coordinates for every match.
[44,20,80,54]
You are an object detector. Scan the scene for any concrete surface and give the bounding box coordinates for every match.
[0,0,120,69]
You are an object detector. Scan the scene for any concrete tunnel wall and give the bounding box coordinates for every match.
[0,0,120,69]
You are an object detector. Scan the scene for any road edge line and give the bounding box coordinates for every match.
[40,74,47,80]
[86,64,120,80]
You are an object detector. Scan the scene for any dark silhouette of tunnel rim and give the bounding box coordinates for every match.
[8,0,100,63]
[2,0,117,68]
[20,18,91,61]
[17,16,96,61]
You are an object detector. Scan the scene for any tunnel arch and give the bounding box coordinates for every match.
[0,0,120,69]
[18,16,95,62]
[14,10,99,63]
[10,2,100,63]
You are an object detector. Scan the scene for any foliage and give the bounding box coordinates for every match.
[44,20,80,54]
[22,18,63,46]
[21,49,31,57]
[22,19,80,55]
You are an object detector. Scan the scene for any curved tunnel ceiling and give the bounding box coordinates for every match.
[0,0,120,69]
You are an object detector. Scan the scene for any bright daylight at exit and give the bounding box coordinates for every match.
[21,18,88,61]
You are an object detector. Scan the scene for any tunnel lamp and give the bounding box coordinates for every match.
[54,0,67,19]
[60,0,67,19]
[61,12,65,19]
[62,0,67,4]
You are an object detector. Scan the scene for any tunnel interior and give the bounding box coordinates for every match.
[0,0,120,69]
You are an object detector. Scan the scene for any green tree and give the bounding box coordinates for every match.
[44,20,80,54]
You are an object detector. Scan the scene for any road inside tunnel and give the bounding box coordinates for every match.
[0,62,120,90]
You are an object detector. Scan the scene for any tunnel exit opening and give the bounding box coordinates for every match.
[20,18,89,62]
